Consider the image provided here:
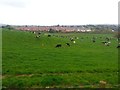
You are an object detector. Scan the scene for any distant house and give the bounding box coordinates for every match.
[77,28,92,32]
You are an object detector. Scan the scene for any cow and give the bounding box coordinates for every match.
[73,41,76,43]
[75,37,78,39]
[32,31,36,34]
[92,37,96,43]
[102,41,107,44]
[38,32,41,35]
[48,35,51,37]
[92,40,96,43]
[105,42,110,46]
[117,42,120,48]
[55,44,62,48]
[66,43,70,46]
[70,38,74,41]
[105,37,110,41]
[117,45,120,48]
[102,41,111,46]
[35,35,40,38]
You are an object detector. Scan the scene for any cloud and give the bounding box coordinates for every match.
[0,0,28,8]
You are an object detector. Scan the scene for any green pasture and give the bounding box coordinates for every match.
[2,29,118,88]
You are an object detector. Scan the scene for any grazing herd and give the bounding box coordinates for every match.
[31,31,120,48]
[33,31,41,38]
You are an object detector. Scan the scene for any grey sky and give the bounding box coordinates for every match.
[0,0,119,25]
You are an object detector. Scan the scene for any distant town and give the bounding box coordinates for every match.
[1,24,118,33]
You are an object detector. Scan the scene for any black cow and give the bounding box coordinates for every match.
[117,45,120,48]
[92,37,96,42]
[32,31,36,34]
[66,43,70,46]
[93,40,96,43]
[38,32,41,35]
[55,44,62,48]
[102,41,107,44]
[48,35,51,37]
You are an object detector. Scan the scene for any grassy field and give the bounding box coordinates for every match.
[2,29,118,88]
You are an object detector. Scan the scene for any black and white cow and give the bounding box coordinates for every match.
[66,43,70,46]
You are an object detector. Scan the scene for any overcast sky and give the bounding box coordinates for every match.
[0,0,119,25]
